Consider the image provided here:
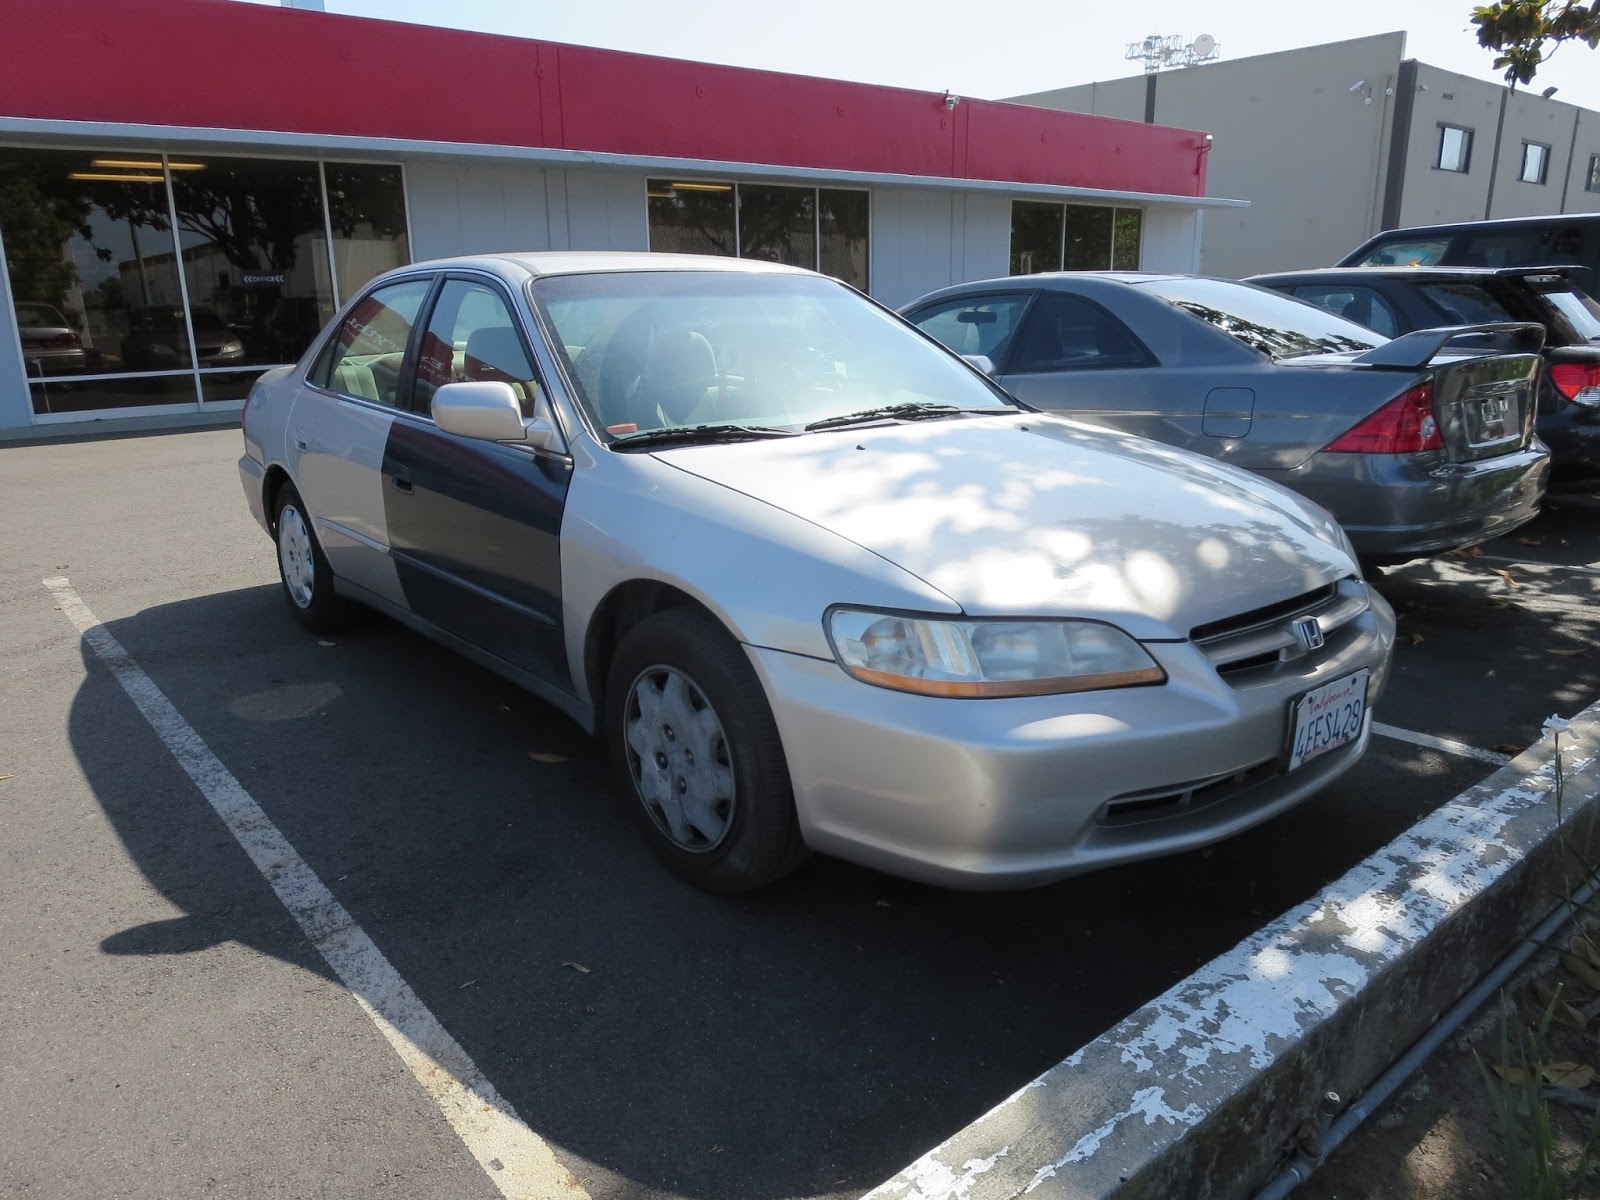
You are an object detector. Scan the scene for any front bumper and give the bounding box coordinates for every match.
[239,454,270,536]
[1262,445,1549,562]
[748,585,1395,889]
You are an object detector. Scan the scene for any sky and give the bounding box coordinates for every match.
[236,0,1600,113]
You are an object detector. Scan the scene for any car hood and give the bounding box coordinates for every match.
[654,415,1357,641]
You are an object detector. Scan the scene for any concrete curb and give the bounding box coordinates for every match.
[0,410,240,445]
[863,706,1600,1200]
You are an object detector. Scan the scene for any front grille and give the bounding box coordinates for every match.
[1191,577,1369,682]
[1190,583,1337,643]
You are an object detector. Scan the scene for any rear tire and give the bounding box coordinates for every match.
[273,483,364,634]
[604,607,809,893]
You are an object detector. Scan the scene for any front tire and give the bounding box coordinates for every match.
[604,607,808,893]
[273,483,363,633]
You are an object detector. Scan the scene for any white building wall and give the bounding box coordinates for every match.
[404,164,650,259]
[1141,207,1204,273]
[868,188,1017,308]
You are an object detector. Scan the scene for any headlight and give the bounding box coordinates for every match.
[149,342,176,356]
[826,608,1165,698]
[220,339,244,354]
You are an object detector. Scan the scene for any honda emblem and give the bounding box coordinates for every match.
[1292,616,1325,653]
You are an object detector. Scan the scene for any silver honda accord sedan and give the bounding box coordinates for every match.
[239,252,1395,892]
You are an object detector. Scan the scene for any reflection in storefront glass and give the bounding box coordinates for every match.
[0,148,186,389]
[1113,209,1143,271]
[819,189,868,292]
[646,180,736,256]
[737,185,816,269]
[170,157,334,370]
[325,163,411,302]
[1010,201,1064,275]
[1064,205,1114,271]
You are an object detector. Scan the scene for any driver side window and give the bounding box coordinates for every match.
[908,295,1031,365]
[415,280,543,417]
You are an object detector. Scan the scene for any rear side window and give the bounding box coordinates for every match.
[906,295,1032,362]
[1006,291,1155,373]
[1417,283,1514,325]
[1353,237,1449,267]
[1290,285,1401,338]
[1137,278,1384,359]
[312,279,432,406]
[1454,224,1586,268]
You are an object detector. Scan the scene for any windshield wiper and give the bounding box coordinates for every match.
[803,402,1010,432]
[611,423,799,449]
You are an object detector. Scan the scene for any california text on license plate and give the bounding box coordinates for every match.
[1287,669,1370,772]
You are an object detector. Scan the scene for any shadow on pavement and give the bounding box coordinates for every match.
[68,582,1482,1200]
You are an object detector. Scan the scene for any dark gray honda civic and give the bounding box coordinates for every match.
[902,274,1550,566]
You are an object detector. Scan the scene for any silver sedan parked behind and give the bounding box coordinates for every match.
[902,274,1550,567]
[240,253,1394,892]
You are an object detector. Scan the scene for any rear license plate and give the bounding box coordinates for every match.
[1287,669,1370,772]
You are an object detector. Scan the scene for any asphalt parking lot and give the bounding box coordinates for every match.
[3,427,1599,1200]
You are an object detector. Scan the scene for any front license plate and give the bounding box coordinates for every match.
[1287,669,1370,773]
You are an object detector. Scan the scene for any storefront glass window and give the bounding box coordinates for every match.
[325,163,411,302]
[647,179,869,289]
[0,147,186,394]
[1064,205,1115,271]
[737,185,816,270]
[1010,201,1064,274]
[0,147,411,417]
[646,181,736,256]
[1011,200,1143,274]
[819,189,869,292]
[170,157,334,373]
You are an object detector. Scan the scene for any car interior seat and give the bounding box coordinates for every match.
[1339,293,1373,327]
[463,325,535,414]
[332,360,379,402]
[632,330,718,429]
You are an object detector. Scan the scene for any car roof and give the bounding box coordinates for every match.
[1249,266,1584,285]
[382,251,815,280]
[1361,213,1600,238]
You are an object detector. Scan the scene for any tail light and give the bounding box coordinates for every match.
[1551,362,1600,407]
[46,332,81,348]
[1325,381,1444,454]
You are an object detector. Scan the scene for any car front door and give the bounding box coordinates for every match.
[380,274,574,695]
[291,275,435,608]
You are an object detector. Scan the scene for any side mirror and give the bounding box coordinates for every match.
[962,354,996,375]
[432,381,556,449]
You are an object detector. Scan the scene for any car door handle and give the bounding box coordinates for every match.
[390,465,413,494]
[292,429,309,452]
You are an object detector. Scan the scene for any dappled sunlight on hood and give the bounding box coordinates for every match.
[656,415,1355,640]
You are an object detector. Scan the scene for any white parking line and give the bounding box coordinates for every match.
[43,578,588,1200]
[1372,721,1513,766]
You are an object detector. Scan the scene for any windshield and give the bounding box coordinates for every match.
[1136,277,1385,359]
[530,270,1014,440]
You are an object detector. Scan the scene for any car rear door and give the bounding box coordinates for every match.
[380,272,574,692]
[992,287,1226,457]
[291,275,435,608]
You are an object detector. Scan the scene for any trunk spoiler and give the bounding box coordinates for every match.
[1351,322,1546,370]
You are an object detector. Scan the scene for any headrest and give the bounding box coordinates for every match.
[463,326,528,381]
[643,329,716,387]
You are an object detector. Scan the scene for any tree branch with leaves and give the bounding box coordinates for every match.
[1473,0,1600,88]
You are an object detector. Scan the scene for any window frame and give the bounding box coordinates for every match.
[1435,124,1474,174]
[1588,154,1600,195]
[1004,288,1159,375]
[408,272,549,419]
[1520,140,1551,185]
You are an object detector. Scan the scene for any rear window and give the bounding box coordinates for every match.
[1417,283,1515,325]
[1456,225,1587,269]
[1136,278,1384,359]
[1352,237,1450,267]
[1540,287,1600,342]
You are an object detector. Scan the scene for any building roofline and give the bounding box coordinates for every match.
[0,117,1250,209]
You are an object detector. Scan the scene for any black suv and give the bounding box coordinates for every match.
[1249,266,1600,489]
[1337,214,1600,283]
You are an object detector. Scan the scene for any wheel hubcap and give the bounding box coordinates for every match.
[277,504,316,610]
[624,666,736,853]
